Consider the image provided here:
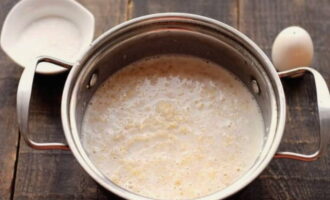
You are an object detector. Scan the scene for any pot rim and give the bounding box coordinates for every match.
[61,13,286,200]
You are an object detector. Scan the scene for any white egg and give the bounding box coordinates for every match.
[271,26,314,71]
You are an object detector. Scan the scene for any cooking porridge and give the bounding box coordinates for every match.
[82,55,264,199]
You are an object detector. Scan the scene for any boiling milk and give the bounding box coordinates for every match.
[82,55,264,199]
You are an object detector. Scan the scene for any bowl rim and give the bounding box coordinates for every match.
[0,0,95,74]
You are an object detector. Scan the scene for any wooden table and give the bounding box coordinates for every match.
[1,0,329,199]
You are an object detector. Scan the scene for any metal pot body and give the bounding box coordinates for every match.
[64,13,285,200]
[17,13,330,200]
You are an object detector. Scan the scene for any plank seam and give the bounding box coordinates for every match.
[237,0,240,29]
[126,0,133,21]
[10,132,21,200]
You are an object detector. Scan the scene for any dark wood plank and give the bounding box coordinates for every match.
[12,1,128,200]
[9,1,330,200]
[233,0,330,199]
[0,0,22,200]
[132,0,238,28]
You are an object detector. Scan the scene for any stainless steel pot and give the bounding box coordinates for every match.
[17,13,330,200]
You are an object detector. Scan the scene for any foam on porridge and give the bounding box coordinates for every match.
[82,55,264,199]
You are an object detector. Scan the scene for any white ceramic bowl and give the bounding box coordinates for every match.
[0,0,95,74]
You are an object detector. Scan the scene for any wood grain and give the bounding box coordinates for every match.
[0,0,22,200]
[233,0,330,199]
[2,0,329,200]
[12,1,128,200]
[132,0,238,28]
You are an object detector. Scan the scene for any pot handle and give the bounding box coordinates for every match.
[275,67,330,161]
[17,56,73,150]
